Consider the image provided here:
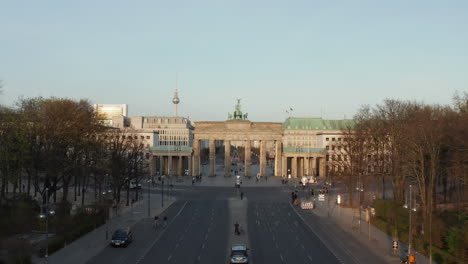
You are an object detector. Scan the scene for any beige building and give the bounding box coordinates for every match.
[93,104,128,126]
[96,101,354,178]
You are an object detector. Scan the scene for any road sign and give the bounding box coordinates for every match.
[318,194,325,201]
[300,201,314,209]
[393,241,398,249]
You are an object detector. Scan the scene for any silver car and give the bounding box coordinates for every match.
[230,244,249,264]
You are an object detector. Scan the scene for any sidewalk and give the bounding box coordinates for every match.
[35,188,175,264]
[312,197,434,264]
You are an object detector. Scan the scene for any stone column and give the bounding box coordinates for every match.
[192,139,200,176]
[282,156,287,177]
[319,157,326,177]
[245,140,251,177]
[149,155,156,176]
[292,157,297,178]
[299,157,304,177]
[159,156,163,176]
[188,155,192,177]
[274,140,282,177]
[224,140,231,177]
[209,139,216,177]
[260,140,267,176]
[311,157,316,176]
[305,157,310,176]
[168,156,172,175]
[177,156,182,176]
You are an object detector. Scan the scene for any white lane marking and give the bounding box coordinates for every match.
[175,243,179,249]
[202,243,205,249]
[168,254,172,261]
[204,234,208,240]
[308,254,312,261]
[289,203,349,264]
[301,244,305,250]
[280,253,284,262]
[135,201,188,264]
[275,243,279,249]
[197,255,201,261]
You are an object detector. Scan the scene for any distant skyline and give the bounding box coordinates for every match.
[1,0,467,122]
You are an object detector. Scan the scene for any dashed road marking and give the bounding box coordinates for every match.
[280,253,284,262]
[168,254,172,261]
[135,201,188,264]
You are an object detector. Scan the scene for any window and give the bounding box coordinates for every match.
[332,146,335,150]
[338,146,342,151]
[326,137,329,141]
[326,155,329,161]
[332,138,336,141]
[134,136,138,139]
[338,138,342,141]
[147,136,150,139]
[344,155,348,161]
[332,155,335,161]
[141,136,144,140]
[326,146,329,150]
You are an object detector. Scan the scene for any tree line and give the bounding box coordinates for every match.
[328,93,467,261]
[0,97,149,207]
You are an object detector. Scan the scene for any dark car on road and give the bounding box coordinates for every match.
[110,228,133,247]
[230,244,249,264]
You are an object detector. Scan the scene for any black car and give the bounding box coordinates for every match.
[110,228,133,247]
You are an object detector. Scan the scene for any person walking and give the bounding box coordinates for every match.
[234,221,240,235]
[153,215,160,228]
[163,216,168,228]
[240,192,244,200]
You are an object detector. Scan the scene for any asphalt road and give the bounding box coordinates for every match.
[87,184,381,264]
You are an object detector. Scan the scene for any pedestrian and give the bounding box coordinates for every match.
[153,215,159,228]
[311,188,314,196]
[163,216,168,227]
[291,192,295,203]
[240,192,243,200]
[234,221,240,235]
[408,253,416,263]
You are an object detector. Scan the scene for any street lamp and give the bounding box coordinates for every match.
[39,188,55,264]
[404,184,417,255]
[355,178,364,233]
[102,189,112,240]
[161,175,165,207]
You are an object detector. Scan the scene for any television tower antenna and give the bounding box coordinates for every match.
[172,73,180,117]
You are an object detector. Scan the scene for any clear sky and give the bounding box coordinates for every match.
[1,0,467,122]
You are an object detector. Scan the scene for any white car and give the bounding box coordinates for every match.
[230,244,249,264]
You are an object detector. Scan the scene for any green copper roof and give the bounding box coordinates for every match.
[283,147,326,153]
[150,146,193,152]
[282,117,355,130]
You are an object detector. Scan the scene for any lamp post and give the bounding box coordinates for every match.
[147,173,151,218]
[161,175,164,207]
[39,188,55,264]
[356,176,364,234]
[101,189,112,240]
[404,184,416,256]
[326,180,332,218]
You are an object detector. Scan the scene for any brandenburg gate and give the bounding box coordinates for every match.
[192,120,283,177]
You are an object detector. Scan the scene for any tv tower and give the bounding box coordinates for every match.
[172,74,180,117]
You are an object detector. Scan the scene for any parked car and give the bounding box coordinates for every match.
[129,180,142,189]
[110,228,133,247]
[230,244,249,264]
